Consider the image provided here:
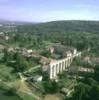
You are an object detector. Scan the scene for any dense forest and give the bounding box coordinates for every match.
[17,20,99,34]
[3,20,99,55]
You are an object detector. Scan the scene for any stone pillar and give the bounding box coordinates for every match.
[56,64,59,74]
[65,60,67,69]
[62,61,65,71]
[59,63,62,72]
[52,65,54,78]
[61,62,63,72]
[49,65,52,79]
[68,58,70,67]
[53,65,56,77]
[58,63,60,73]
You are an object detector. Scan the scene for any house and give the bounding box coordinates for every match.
[49,47,55,54]
[7,47,14,52]
[39,56,50,65]
[32,75,43,82]
[60,88,69,95]
[62,51,72,58]
[54,45,66,54]
[27,49,33,54]
[42,65,49,72]
[5,36,9,40]
[54,44,77,56]
[42,59,57,72]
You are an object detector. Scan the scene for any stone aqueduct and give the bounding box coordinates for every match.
[48,52,81,79]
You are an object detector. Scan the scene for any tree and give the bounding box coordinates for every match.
[42,72,49,81]
[5,87,17,96]
[65,79,99,100]
[43,80,59,93]
[41,50,51,57]
[71,83,91,100]
[14,53,29,72]
[3,49,14,63]
[94,63,99,82]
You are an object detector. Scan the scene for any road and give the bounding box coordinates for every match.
[24,65,41,73]
[18,72,41,100]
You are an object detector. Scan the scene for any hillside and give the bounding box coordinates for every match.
[17,20,99,34]
[1,20,99,100]
[1,20,99,52]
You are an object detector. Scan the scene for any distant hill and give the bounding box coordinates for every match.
[0,19,37,25]
[17,20,99,34]
[1,20,99,34]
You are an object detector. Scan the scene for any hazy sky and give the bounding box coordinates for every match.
[0,0,99,22]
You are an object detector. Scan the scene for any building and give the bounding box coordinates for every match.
[49,47,55,54]
[46,52,81,79]
[32,75,43,82]
[62,51,72,58]
[5,36,9,40]
[27,49,33,54]
[39,57,50,65]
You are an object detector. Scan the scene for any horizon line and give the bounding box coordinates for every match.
[0,18,99,23]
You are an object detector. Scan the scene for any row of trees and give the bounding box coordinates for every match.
[65,56,99,100]
[65,78,99,100]
[2,49,29,72]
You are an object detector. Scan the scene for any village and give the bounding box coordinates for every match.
[0,41,96,100]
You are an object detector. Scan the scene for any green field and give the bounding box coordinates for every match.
[0,89,22,100]
[0,64,18,81]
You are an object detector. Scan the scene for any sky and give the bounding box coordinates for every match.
[0,0,99,22]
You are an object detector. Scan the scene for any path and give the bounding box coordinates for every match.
[24,65,41,73]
